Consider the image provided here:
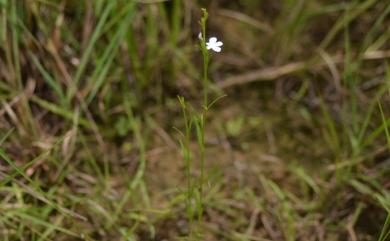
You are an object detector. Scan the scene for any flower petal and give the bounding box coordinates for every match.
[209,37,217,44]
[212,46,222,52]
[215,41,223,47]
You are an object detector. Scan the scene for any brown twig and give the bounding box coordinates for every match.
[217,50,390,89]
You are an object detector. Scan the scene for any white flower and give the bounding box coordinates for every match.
[198,32,203,40]
[206,37,223,52]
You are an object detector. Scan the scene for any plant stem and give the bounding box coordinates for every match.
[200,9,209,107]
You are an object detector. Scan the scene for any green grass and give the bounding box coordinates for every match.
[0,0,390,240]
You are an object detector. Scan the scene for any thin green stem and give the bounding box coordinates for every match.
[200,9,209,107]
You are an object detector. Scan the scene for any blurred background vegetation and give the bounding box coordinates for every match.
[0,0,390,240]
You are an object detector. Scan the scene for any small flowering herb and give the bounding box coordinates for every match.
[206,37,223,52]
[178,9,226,238]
